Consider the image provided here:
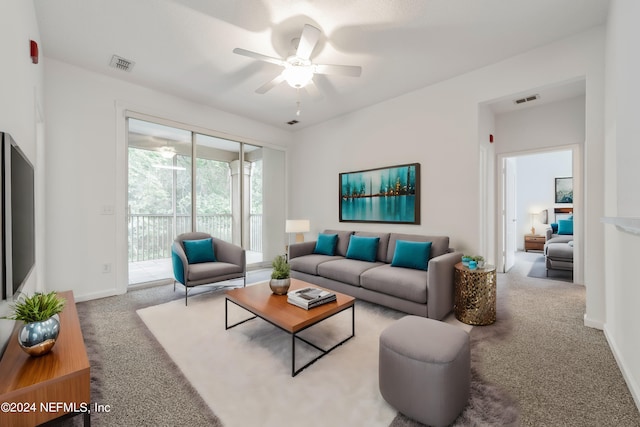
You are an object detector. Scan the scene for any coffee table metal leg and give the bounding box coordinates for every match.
[225,298,257,330]
[291,304,355,377]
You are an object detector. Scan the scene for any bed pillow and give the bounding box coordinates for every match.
[346,235,380,262]
[558,219,573,235]
[391,240,432,271]
[183,238,216,264]
[313,233,339,256]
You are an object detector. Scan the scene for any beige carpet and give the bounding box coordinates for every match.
[137,292,402,427]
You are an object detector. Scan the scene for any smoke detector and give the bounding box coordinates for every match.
[513,94,539,105]
[109,55,135,72]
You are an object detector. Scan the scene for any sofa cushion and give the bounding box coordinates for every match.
[187,261,241,282]
[558,219,573,235]
[323,229,355,257]
[314,233,338,256]
[318,258,383,287]
[183,238,216,264]
[289,254,342,275]
[346,235,380,262]
[387,234,449,263]
[391,240,432,271]
[545,242,573,261]
[361,264,428,303]
[354,232,391,262]
[546,235,573,245]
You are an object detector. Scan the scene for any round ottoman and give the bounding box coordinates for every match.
[379,316,470,427]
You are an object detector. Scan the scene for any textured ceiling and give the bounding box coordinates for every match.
[34,0,609,130]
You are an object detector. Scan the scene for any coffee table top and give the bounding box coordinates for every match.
[225,278,355,333]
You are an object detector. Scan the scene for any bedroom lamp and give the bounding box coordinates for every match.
[529,211,536,235]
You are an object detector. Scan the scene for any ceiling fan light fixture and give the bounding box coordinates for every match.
[282,64,314,88]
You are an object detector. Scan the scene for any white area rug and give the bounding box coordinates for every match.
[137,290,404,427]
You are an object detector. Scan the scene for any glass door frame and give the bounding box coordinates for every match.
[124,111,263,287]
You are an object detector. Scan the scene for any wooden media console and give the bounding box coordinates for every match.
[0,291,91,426]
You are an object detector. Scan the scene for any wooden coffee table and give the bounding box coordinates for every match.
[225,278,355,376]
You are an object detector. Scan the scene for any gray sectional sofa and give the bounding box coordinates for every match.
[289,230,462,320]
[544,226,574,274]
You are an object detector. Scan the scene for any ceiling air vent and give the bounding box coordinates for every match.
[513,94,539,105]
[287,120,299,126]
[109,55,135,72]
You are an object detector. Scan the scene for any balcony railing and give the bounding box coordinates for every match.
[128,213,262,262]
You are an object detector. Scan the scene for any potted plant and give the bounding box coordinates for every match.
[461,255,473,267]
[270,255,291,295]
[3,291,66,357]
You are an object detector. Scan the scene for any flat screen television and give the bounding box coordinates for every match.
[0,131,36,357]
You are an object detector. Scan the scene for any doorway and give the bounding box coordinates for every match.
[497,148,577,279]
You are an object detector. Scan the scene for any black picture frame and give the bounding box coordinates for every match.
[339,163,420,224]
[555,177,573,204]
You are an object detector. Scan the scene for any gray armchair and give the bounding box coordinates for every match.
[171,232,246,305]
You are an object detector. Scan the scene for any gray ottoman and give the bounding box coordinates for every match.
[379,316,470,427]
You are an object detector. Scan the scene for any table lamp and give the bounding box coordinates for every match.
[286,219,310,243]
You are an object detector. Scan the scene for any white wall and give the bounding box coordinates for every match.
[43,59,293,301]
[603,0,640,409]
[0,0,44,350]
[290,27,605,325]
[495,95,586,155]
[477,105,496,264]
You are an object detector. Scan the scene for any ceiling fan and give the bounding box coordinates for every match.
[233,24,362,95]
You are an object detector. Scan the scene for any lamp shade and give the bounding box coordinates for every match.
[286,219,310,233]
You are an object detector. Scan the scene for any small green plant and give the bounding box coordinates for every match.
[2,291,66,323]
[271,255,291,280]
[473,255,484,262]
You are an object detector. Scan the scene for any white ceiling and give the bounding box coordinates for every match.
[34,0,609,130]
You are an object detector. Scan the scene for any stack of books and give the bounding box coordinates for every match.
[287,287,337,310]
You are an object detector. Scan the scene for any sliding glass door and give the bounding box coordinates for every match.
[127,117,277,286]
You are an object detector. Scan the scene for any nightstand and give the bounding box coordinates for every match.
[524,234,545,252]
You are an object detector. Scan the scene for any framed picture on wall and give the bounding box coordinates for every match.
[339,163,420,224]
[555,177,573,204]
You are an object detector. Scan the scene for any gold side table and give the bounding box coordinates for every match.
[454,262,496,325]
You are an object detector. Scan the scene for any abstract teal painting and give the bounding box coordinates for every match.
[339,163,420,224]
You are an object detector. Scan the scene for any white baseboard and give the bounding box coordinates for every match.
[604,324,640,412]
[583,313,604,330]
[73,288,125,302]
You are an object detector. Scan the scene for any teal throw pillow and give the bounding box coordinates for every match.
[183,238,216,264]
[558,219,573,235]
[346,235,380,262]
[391,240,432,271]
[314,233,338,256]
[550,223,558,233]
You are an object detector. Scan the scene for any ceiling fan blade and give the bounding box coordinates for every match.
[255,74,285,94]
[233,48,285,67]
[314,63,362,77]
[296,24,321,60]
